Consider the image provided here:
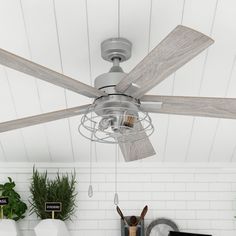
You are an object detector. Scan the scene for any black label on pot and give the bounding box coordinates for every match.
[0,197,8,206]
[45,202,62,212]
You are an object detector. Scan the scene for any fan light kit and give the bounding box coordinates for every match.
[1,25,236,161]
[79,38,154,144]
[79,38,155,145]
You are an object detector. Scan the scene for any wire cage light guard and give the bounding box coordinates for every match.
[78,104,154,144]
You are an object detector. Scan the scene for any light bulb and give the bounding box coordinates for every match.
[99,117,111,131]
[123,115,135,128]
[88,184,93,198]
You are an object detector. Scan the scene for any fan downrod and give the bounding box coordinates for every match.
[101,38,132,63]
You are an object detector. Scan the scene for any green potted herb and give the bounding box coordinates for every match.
[30,168,77,236]
[0,177,27,236]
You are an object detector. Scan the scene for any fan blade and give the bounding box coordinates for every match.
[119,137,156,162]
[118,123,156,162]
[141,95,236,119]
[0,48,105,98]
[0,104,91,133]
[115,25,214,98]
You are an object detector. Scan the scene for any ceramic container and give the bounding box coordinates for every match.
[34,219,70,236]
[0,219,21,236]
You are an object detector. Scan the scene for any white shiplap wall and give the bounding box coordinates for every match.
[0,162,236,236]
[0,0,236,162]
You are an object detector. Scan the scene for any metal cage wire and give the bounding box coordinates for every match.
[78,104,154,144]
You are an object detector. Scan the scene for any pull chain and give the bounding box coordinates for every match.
[88,140,93,198]
[114,143,119,205]
[88,122,96,198]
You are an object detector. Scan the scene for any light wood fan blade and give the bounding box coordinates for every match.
[0,48,106,98]
[140,95,236,119]
[0,104,91,133]
[115,25,214,98]
[118,122,156,162]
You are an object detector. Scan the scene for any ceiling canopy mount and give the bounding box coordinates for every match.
[101,37,132,63]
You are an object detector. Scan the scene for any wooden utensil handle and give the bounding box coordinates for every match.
[129,226,137,236]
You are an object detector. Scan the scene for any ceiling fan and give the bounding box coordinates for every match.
[0,25,235,162]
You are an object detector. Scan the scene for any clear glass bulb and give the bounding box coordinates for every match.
[88,184,93,198]
[99,117,111,131]
[114,192,119,205]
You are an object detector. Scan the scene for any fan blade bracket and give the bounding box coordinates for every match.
[140,102,163,112]
[141,95,236,119]
[122,82,141,95]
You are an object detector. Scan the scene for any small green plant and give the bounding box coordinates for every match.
[0,177,27,221]
[29,168,77,221]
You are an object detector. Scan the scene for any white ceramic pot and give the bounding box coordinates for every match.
[34,219,70,236]
[0,219,20,236]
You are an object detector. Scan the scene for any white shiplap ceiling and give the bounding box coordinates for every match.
[0,0,236,162]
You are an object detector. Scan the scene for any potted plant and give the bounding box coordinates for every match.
[30,168,77,236]
[0,177,28,236]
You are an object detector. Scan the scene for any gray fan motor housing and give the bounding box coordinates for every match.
[94,72,126,94]
[94,72,140,130]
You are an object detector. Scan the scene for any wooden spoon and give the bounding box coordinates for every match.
[116,206,129,226]
[136,205,148,225]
